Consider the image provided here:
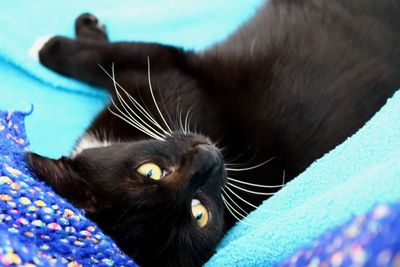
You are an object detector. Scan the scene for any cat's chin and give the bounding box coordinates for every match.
[28,35,54,60]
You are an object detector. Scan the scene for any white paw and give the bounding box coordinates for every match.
[28,35,54,60]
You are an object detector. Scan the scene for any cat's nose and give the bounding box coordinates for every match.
[195,144,221,169]
[187,144,224,191]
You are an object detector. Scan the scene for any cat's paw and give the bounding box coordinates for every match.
[28,35,54,61]
[75,13,108,41]
[30,35,76,75]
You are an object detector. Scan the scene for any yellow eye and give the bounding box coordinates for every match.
[191,199,210,228]
[137,163,163,180]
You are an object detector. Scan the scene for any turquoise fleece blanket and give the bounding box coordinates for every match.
[1,1,399,266]
[0,0,263,158]
[207,90,400,266]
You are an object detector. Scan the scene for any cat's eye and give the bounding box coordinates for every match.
[137,162,164,180]
[191,199,210,228]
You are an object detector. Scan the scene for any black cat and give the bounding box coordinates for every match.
[26,0,400,266]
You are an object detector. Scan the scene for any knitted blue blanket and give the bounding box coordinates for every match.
[0,111,137,266]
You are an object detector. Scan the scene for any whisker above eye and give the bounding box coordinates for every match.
[107,104,164,140]
[99,64,171,140]
[119,84,171,136]
[111,77,167,139]
[109,69,166,140]
[157,80,176,134]
[184,106,194,134]
[147,57,173,134]
[179,107,185,134]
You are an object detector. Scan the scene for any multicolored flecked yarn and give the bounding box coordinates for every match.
[0,111,137,267]
[276,202,400,267]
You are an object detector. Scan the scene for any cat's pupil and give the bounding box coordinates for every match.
[146,169,153,178]
[195,213,203,221]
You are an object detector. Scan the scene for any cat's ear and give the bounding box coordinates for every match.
[25,153,101,212]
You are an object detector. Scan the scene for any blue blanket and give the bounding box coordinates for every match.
[0,111,137,266]
[0,0,263,158]
[207,90,400,266]
[1,102,399,266]
[1,1,400,266]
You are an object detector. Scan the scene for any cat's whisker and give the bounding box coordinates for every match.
[221,146,257,167]
[111,84,167,140]
[224,169,287,211]
[174,89,185,134]
[225,157,276,172]
[221,195,261,226]
[122,91,171,137]
[108,103,164,140]
[178,107,185,134]
[157,82,176,134]
[184,106,193,134]
[224,163,243,167]
[102,67,168,135]
[222,188,249,216]
[221,195,248,224]
[224,186,258,210]
[227,183,276,196]
[224,186,280,214]
[111,78,167,140]
[194,121,199,135]
[147,57,173,134]
[99,64,168,139]
[227,177,284,189]
[110,64,168,138]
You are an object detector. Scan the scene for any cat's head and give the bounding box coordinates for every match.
[26,132,226,267]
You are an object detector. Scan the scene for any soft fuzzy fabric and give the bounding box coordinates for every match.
[206,90,400,266]
[1,1,400,266]
[0,0,263,159]
[0,111,137,266]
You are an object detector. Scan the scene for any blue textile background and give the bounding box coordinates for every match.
[0,0,263,158]
[0,110,137,266]
[1,1,399,266]
[207,90,400,266]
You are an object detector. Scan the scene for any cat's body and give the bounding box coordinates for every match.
[27,0,400,266]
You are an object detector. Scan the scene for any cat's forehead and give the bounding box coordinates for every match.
[167,132,213,146]
[124,132,214,153]
[73,131,216,161]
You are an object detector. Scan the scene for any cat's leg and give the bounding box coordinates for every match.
[75,13,109,42]
[38,14,189,89]
[39,38,187,89]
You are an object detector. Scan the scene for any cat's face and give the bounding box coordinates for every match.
[26,133,227,267]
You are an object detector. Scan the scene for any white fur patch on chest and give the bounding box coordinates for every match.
[71,133,112,157]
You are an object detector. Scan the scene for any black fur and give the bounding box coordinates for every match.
[27,134,226,267]
[27,0,400,266]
